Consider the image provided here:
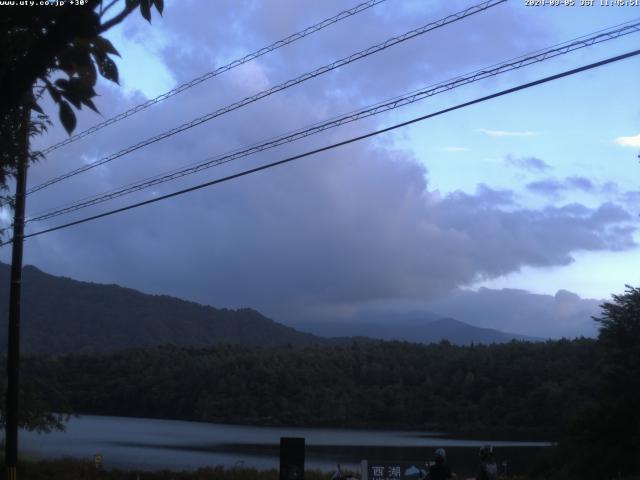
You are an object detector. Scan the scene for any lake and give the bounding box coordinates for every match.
[19,415,551,475]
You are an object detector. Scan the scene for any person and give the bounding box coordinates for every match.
[476,445,498,480]
[428,448,453,480]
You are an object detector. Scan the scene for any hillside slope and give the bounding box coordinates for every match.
[297,315,535,345]
[0,263,325,353]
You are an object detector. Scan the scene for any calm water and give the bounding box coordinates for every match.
[19,415,551,474]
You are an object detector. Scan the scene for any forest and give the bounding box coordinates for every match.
[18,338,598,436]
[3,286,637,479]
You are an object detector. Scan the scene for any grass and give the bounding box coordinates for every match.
[8,458,339,480]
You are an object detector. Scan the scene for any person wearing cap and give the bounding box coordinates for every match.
[476,445,498,480]
[428,448,453,480]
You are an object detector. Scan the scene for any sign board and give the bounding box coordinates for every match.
[279,437,305,480]
[361,460,429,480]
[94,454,103,469]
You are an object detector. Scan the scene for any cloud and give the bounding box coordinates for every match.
[615,133,640,148]
[527,176,615,197]
[154,0,549,104]
[620,190,640,206]
[424,287,603,338]
[478,128,538,137]
[566,176,595,192]
[7,0,631,340]
[526,178,565,196]
[505,155,551,172]
[601,181,619,195]
[18,104,638,329]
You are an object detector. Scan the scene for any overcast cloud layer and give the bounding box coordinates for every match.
[2,0,638,338]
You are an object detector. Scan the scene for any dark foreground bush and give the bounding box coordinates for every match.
[12,459,334,480]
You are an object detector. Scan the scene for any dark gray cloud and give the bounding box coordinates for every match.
[527,176,616,197]
[526,178,565,196]
[153,0,549,107]
[602,181,619,195]
[620,190,640,207]
[13,130,636,331]
[424,287,603,338]
[505,155,551,172]
[566,175,595,192]
[1,0,636,342]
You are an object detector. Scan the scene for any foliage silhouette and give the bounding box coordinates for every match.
[20,338,598,434]
[0,0,164,195]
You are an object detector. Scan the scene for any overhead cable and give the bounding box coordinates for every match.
[25,20,640,224]
[39,0,390,155]
[3,48,637,246]
[26,0,506,196]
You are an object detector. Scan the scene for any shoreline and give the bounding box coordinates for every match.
[54,411,556,441]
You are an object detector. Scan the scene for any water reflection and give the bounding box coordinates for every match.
[20,415,550,474]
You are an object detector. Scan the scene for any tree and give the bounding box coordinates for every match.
[590,285,640,477]
[0,372,72,433]
[549,286,640,479]
[0,0,165,433]
[0,0,164,190]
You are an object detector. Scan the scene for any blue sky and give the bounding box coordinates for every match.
[397,30,640,298]
[2,0,639,337]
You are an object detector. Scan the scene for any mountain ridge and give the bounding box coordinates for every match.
[0,263,326,353]
[290,314,537,345]
[0,263,535,353]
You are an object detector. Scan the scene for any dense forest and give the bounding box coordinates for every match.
[19,338,598,435]
[4,286,638,479]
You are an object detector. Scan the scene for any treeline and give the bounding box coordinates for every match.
[21,338,599,435]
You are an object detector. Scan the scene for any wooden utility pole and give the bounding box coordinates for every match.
[4,106,30,480]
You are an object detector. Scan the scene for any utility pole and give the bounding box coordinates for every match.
[4,106,30,480]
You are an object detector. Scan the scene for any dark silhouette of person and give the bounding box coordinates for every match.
[429,448,453,480]
[476,445,498,480]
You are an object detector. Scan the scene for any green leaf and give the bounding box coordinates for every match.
[140,0,151,22]
[46,84,61,103]
[57,51,77,77]
[79,61,97,87]
[54,78,70,90]
[28,91,45,114]
[31,101,44,115]
[69,76,96,98]
[58,77,95,110]
[97,56,119,84]
[94,36,120,57]
[154,0,164,15]
[59,100,76,135]
[82,97,99,114]
[61,86,82,109]
[69,45,93,68]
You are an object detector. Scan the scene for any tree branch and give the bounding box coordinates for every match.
[98,2,137,33]
[100,0,120,18]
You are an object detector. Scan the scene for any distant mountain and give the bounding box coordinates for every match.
[420,317,537,344]
[294,315,537,345]
[0,263,535,353]
[0,263,326,353]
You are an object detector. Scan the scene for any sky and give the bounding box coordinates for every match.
[2,0,639,338]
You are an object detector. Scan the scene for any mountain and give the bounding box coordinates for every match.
[293,315,537,345]
[419,317,537,344]
[0,263,326,353]
[0,263,535,353]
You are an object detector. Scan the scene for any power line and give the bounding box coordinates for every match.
[4,48,637,247]
[25,0,506,197]
[39,0,389,156]
[25,20,640,224]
